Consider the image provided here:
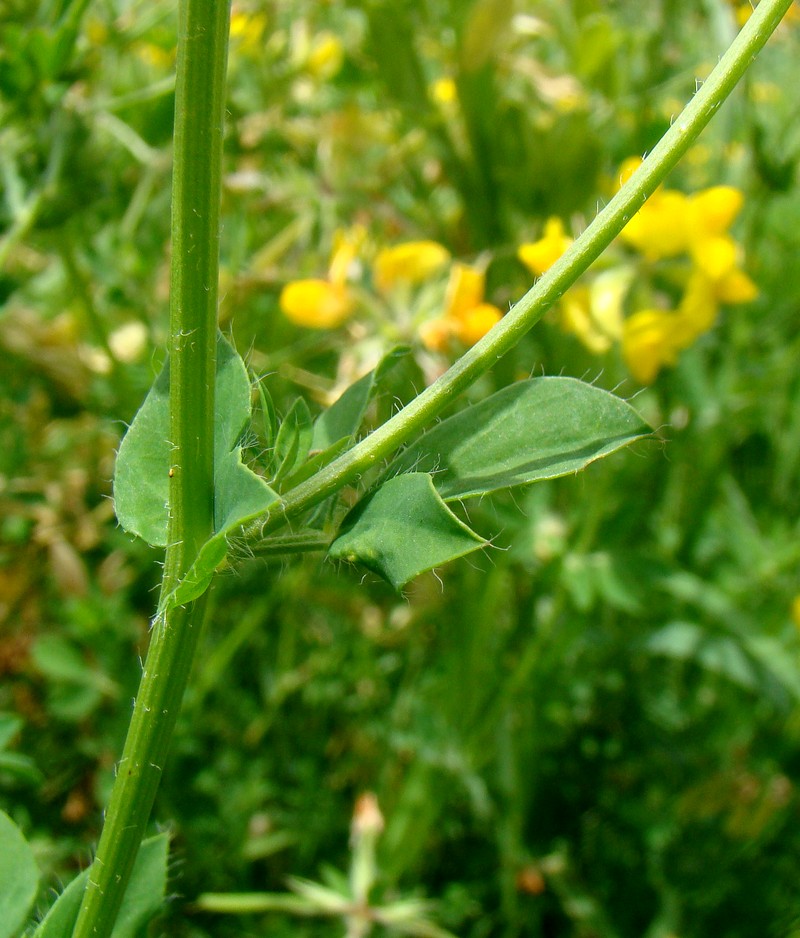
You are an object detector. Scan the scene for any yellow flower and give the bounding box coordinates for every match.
[688,185,744,235]
[518,218,573,275]
[620,189,692,260]
[445,263,484,320]
[307,32,344,80]
[229,6,269,57]
[457,304,504,345]
[621,176,750,268]
[373,241,450,293]
[132,41,174,70]
[559,268,629,354]
[279,227,364,329]
[685,191,757,305]
[674,272,719,345]
[622,309,682,384]
[421,263,502,351]
[419,317,455,353]
[279,279,352,329]
[792,596,800,630]
[328,226,364,286]
[430,77,458,105]
[713,266,758,304]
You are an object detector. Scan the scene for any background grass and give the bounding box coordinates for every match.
[2,1,800,935]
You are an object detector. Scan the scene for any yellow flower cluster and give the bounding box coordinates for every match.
[517,160,757,383]
[373,241,450,293]
[279,235,502,350]
[279,228,363,329]
[419,264,503,352]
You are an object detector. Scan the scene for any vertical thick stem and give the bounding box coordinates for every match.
[71,2,230,936]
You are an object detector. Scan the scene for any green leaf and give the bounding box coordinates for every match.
[280,436,351,492]
[167,446,278,608]
[0,811,39,938]
[114,332,260,547]
[255,377,278,467]
[0,713,23,751]
[33,833,169,938]
[311,347,411,452]
[328,473,486,590]
[114,331,278,607]
[113,357,171,547]
[387,377,651,501]
[645,621,760,691]
[30,636,117,722]
[273,397,313,484]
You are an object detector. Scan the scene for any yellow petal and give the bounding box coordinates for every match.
[454,303,503,345]
[619,190,690,260]
[328,226,365,286]
[622,309,681,384]
[430,77,457,105]
[444,263,485,321]
[518,218,573,276]
[229,9,269,56]
[688,186,743,236]
[279,279,353,328]
[307,33,344,80]
[559,286,613,354]
[419,317,455,352]
[675,272,718,341]
[587,268,630,342]
[373,241,450,292]
[692,234,738,280]
[714,268,758,303]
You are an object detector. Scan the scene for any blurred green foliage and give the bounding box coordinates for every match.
[2,0,800,935]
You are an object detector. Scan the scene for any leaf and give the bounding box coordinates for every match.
[113,358,170,547]
[0,810,39,938]
[168,446,278,608]
[273,397,313,483]
[0,713,23,751]
[387,377,651,501]
[113,332,278,608]
[460,0,514,71]
[328,473,486,590]
[33,833,169,938]
[311,347,411,451]
[255,377,278,469]
[645,622,758,691]
[114,333,261,547]
[280,436,351,492]
[30,636,116,694]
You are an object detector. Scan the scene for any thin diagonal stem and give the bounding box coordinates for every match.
[243,0,792,546]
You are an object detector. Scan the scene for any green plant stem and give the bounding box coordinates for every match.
[244,0,792,547]
[71,1,230,936]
